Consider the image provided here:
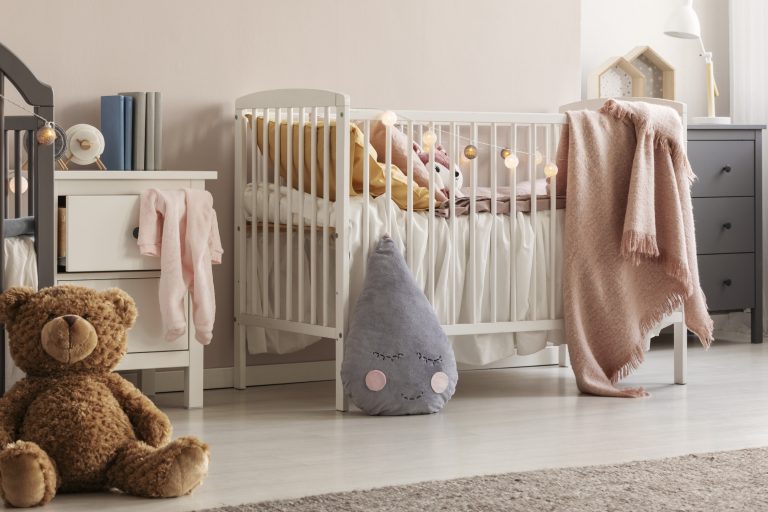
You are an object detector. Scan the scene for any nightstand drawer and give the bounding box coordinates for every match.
[689,140,754,197]
[56,277,189,353]
[64,195,159,272]
[698,254,755,311]
[693,197,754,254]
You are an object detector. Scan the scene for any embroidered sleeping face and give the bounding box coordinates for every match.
[364,352,451,397]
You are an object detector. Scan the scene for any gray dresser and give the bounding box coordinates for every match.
[688,125,764,343]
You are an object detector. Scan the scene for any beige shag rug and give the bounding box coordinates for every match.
[199,447,768,512]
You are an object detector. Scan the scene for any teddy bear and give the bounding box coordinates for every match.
[413,142,464,198]
[0,285,209,507]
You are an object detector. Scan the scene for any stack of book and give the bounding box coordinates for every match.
[100,92,163,170]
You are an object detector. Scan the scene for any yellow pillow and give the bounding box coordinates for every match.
[256,118,431,210]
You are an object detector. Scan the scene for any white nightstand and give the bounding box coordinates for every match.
[54,170,218,408]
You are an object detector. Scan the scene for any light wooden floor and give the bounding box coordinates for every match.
[39,338,768,511]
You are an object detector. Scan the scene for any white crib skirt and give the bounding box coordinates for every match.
[245,191,564,366]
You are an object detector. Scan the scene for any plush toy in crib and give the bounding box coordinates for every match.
[414,142,464,197]
[0,285,209,507]
[370,122,459,201]
[341,236,458,415]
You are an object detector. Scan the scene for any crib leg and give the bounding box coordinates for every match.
[674,319,687,385]
[558,344,570,368]
[335,337,348,412]
[234,323,247,390]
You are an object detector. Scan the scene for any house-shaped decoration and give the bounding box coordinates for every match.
[624,46,675,100]
[588,56,646,99]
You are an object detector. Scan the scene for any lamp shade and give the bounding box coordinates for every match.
[664,0,701,39]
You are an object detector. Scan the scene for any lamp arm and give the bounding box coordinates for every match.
[697,36,720,97]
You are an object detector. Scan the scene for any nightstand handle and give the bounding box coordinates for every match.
[722,222,732,230]
[723,279,732,287]
[721,165,732,173]
[132,227,139,239]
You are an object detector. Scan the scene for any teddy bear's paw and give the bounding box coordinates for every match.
[0,441,57,507]
[159,437,209,497]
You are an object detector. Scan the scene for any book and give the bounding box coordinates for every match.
[145,92,155,170]
[100,95,125,170]
[122,95,133,170]
[118,92,146,170]
[153,92,163,170]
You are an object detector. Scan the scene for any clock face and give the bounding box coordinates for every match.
[600,65,634,97]
[65,124,105,165]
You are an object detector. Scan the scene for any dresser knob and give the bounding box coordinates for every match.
[723,279,732,287]
[722,222,732,230]
[132,227,139,239]
[721,165,732,173]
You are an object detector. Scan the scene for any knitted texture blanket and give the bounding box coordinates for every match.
[555,99,713,397]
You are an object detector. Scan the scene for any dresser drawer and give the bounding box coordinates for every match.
[698,254,755,311]
[55,277,189,353]
[688,140,754,197]
[64,195,159,272]
[693,197,754,254]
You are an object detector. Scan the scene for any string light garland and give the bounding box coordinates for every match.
[378,110,558,174]
[0,93,56,146]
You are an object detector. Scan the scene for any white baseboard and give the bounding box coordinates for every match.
[147,346,561,394]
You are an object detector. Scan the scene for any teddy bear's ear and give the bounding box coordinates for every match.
[0,287,34,324]
[101,288,138,328]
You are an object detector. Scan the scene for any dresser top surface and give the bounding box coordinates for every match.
[55,171,217,181]
[689,124,765,130]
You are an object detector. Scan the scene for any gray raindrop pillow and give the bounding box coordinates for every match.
[341,236,458,415]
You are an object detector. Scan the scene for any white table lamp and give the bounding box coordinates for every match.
[664,0,731,124]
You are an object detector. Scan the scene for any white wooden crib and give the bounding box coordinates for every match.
[233,89,688,411]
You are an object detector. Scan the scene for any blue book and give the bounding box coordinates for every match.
[100,95,125,170]
[122,95,133,170]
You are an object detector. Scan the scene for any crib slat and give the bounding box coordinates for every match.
[298,108,306,323]
[252,109,262,317]
[407,121,414,270]
[273,108,282,319]
[285,107,294,321]
[530,124,538,321]
[450,123,458,324]
[470,122,478,323]
[510,123,517,322]
[14,131,21,218]
[363,119,370,274]
[428,122,436,306]
[310,108,318,324]
[548,124,556,320]
[26,129,34,215]
[385,124,392,235]
[322,106,331,327]
[490,123,498,322]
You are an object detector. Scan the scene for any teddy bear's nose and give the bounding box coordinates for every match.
[63,315,78,327]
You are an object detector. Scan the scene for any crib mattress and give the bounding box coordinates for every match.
[243,183,564,366]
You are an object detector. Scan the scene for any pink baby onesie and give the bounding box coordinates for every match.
[138,188,223,345]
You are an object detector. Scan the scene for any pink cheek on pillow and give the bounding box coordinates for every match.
[365,370,387,392]
[431,372,450,393]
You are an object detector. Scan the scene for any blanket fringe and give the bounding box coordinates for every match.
[622,230,660,262]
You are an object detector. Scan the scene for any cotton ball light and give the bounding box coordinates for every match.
[504,153,519,170]
[534,150,543,165]
[8,175,28,194]
[544,162,558,178]
[422,130,437,147]
[463,145,477,160]
[380,110,397,127]
[36,122,56,145]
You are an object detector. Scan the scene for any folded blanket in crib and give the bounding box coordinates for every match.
[558,99,713,398]
[3,217,34,238]
[435,186,565,218]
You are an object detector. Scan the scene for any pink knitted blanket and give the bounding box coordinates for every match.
[556,99,713,397]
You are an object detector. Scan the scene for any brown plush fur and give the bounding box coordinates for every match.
[0,285,209,507]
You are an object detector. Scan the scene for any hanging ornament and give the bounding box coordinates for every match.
[544,162,558,177]
[35,122,56,146]
[463,144,477,160]
[500,148,511,159]
[380,110,397,127]
[422,130,437,147]
[504,153,519,170]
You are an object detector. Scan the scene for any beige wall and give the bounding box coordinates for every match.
[581,0,730,117]
[1,0,582,368]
